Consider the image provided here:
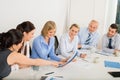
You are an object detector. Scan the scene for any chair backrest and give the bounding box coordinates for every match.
[54,36,59,55]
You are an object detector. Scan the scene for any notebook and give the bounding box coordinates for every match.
[104,60,120,69]
[58,51,78,67]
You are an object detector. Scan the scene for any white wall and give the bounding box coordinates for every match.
[69,0,117,36]
[105,0,118,31]
[69,0,95,28]
[69,0,118,49]
[0,0,118,38]
[0,0,68,38]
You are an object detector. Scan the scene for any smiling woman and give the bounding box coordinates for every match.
[31,21,67,62]
[0,29,61,79]
[16,21,35,57]
[56,24,80,58]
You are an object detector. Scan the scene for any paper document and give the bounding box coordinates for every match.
[95,50,113,56]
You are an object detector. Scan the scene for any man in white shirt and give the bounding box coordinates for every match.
[102,24,120,54]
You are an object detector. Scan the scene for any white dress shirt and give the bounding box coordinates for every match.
[57,33,78,58]
[21,41,30,58]
[102,33,120,54]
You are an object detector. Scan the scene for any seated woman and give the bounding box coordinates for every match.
[16,21,35,57]
[0,29,60,79]
[31,21,66,62]
[11,21,36,69]
[57,24,86,58]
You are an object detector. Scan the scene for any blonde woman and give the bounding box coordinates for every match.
[57,24,86,58]
[31,21,66,62]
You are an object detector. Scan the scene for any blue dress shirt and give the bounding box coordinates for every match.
[78,27,100,49]
[31,35,61,61]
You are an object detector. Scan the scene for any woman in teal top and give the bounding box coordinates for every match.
[31,21,66,62]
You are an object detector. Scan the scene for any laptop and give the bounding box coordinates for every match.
[58,51,78,67]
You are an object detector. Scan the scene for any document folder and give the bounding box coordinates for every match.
[58,51,78,67]
[104,60,120,69]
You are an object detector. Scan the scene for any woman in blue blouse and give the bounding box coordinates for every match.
[31,21,66,62]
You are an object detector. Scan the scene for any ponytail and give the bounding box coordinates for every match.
[0,32,11,50]
[0,29,23,50]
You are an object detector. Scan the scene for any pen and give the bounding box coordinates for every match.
[54,76,63,78]
[45,72,54,75]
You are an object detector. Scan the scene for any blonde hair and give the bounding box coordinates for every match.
[41,21,56,37]
[90,20,99,25]
[69,24,80,30]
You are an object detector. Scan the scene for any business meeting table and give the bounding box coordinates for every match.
[3,50,120,80]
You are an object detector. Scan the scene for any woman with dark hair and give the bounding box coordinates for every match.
[16,21,35,57]
[0,29,61,79]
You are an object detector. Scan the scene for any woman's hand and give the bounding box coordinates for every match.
[80,53,87,58]
[60,58,69,62]
[50,61,60,67]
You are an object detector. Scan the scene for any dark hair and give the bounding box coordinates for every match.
[16,21,35,33]
[0,29,23,50]
[110,24,118,32]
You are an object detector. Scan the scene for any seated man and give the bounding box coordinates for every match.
[78,20,99,49]
[102,24,120,54]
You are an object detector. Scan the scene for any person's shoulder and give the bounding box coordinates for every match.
[60,33,68,38]
[80,27,87,31]
[116,33,120,36]
[103,33,107,37]
[94,31,100,37]
[9,51,20,58]
[102,34,108,39]
[34,35,43,41]
[79,27,87,34]
[115,33,120,39]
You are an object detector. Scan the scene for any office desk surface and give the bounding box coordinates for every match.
[4,53,120,80]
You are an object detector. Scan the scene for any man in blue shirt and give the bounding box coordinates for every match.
[78,20,99,49]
